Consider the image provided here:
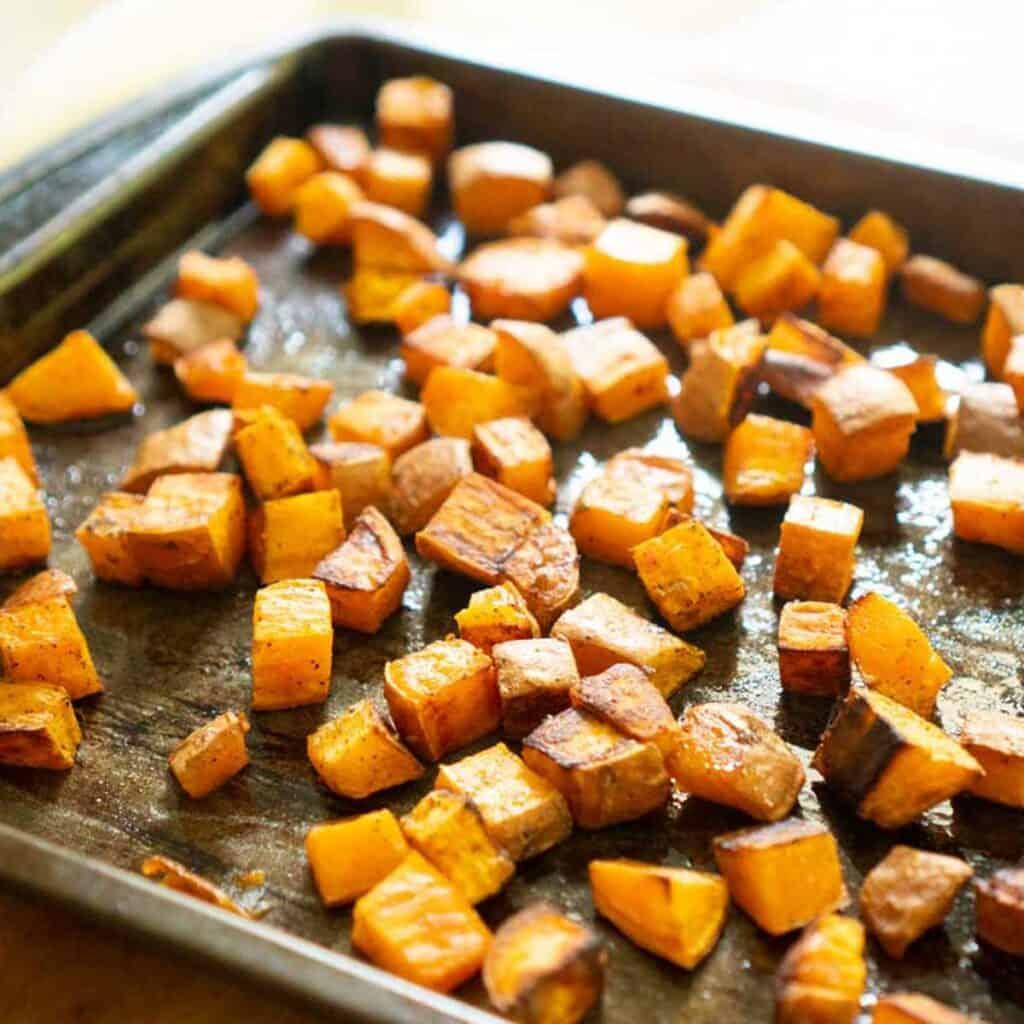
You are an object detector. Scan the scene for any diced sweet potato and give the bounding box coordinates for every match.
[75,492,146,585]
[307,698,424,799]
[768,312,863,366]
[313,506,409,633]
[552,592,704,698]
[174,340,246,404]
[306,123,370,181]
[762,313,862,409]
[872,347,948,423]
[848,209,909,276]
[673,320,765,442]
[376,76,453,163]
[859,845,972,958]
[847,592,952,717]
[605,448,694,516]
[350,201,450,272]
[393,280,451,337]
[574,475,665,569]
[1006,336,1024,412]
[774,494,864,603]
[624,190,712,243]
[246,136,322,215]
[364,147,432,217]
[666,271,734,347]
[143,297,244,364]
[306,810,409,907]
[812,687,982,829]
[422,367,534,439]
[232,371,333,432]
[0,393,37,485]
[553,159,624,217]
[436,743,572,861]
[817,238,887,337]
[399,315,495,387]
[168,710,249,798]
[459,238,584,322]
[501,520,581,632]
[310,441,391,529]
[713,818,848,935]
[352,852,491,993]
[873,993,976,1024]
[901,254,985,324]
[2,569,76,611]
[982,283,1024,378]
[293,171,365,244]
[472,417,555,506]
[562,317,669,422]
[343,268,423,324]
[235,405,318,500]
[449,141,553,236]
[583,218,688,328]
[507,194,606,245]
[483,904,605,1023]
[670,703,805,821]
[960,710,1024,806]
[455,582,541,655]
[329,390,428,461]
[0,458,50,572]
[389,437,473,536]
[975,868,1024,956]
[248,490,345,584]
[121,409,233,493]
[775,914,866,1024]
[0,683,81,770]
[176,250,259,322]
[401,790,515,904]
[949,451,1024,554]
[944,381,1023,461]
[704,522,751,571]
[140,856,248,917]
[634,519,746,632]
[492,637,578,739]
[778,601,849,696]
[733,239,821,320]
[723,414,813,506]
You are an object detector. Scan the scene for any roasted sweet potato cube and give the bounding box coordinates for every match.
[848,209,909,276]
[733,239,821,320]
[0,597,102,700]
[423,367,533,440]
[1005,337,1024,412]
[605,448,694,515]
[388,437,472,536]
[449,141,553,236]
[0,683,81,770]
[376,76,453,163]
[384,637,499,761]
[952,385,1017,460]
[493,319,587,441]
[459,238,583,322]
[435,743,572,861]
[501,520,581,632]
[961,710,1024,806]
[762,313,861,409]
[0,458,50,571]
[350,201,450,272]
[293,171,364,244]
[75,492,146,585]
[775,913,866,1024]
[455,582,541,655]
[140,856,248,917]
[901,255,985,324]
[329,390,429,460]
[399,316,496,387]
[364,148,432,217]
[774,494,863,603]
[6,330,137,424]
[507,194,606,245]
[232,371,333,432]
[570,474,667,568]
[143,297,244,364]
[306,810,409,907]
[553,159,624,217]
[982,283,1024,378]
[713,819,848,935]
[634,519,746,632]
[248,490,344,584]
[393,280,451,337]
[701,184,839,289]
[859,845,972,958]
[702,522,751,571]
[949,451,1024,554]
[523,708,670,829]
[768,312,863,367]
[583,218,688,328]
[669,703,805,821]
[0,394,37,485]
[624,190,712,243]
[401,790,515,904]
[975,868,1024,956]
[666,271,734,347]
[492,637,578,739]
[310,442,391,529]
[562,317,669,422]
[2,569,76,611]
[168,710,249,798]
[313,506,408,633]
[812,687,982,829]
[174,340,246,404]
[343,268,423,324]
[818,238,887,337]
[177,250,259,321]
[723,414,813,506]
[778,601,849,696]
[673,320,766,442]
[353,852,491,993]
[872,347,948,423]
[552,592,704,698]
[484,904,604,1023]
[847,592,952,717]
[472,417,554,507]
[246,136,321,214]
[307,698,424,799]
[235,406,317,501]
[873,993,976,1024]
[121,409,233,493]
[306,123,370,181]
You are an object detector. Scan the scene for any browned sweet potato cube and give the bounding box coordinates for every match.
[500,520,581,632]
[364,148,432,217]
[624,190,712,243]
[666,271,734,347]
[723,414,813,506]
[376,76,453,163]
[976,868,1024,956]
[949,451,1024,554]
[232,371,333,432]
[75,492,146,585]
[329,390,428,460]
[248,490,344,584]
[343,268,422,324]
[605,448,694,515]
[961,710,1024,806]
[901,254,985,324]
[310,441,391,529]
[733,239,821,320]
[818,238,887,337]
[169,710,249,798]
[472,417,555,506]
[492,637,578,739]
[389,437,472,536]
[350,201,450,272]
[235,405,318,500]
[704,522,751,571]
[2,569,76,611]
[570,473,667,567]
[422,368,534,440]
[246,136,321,215]
[176,250,259,322]
[872,346,948,423]
[762,313,862,409]
[982,283,1024,378]
[848,209,909,276]
[873,993,977,1024]
[143,297,244,364]
[455,582,541,655]
[778,601,849,696]
[507,194,606,246]
[121,409,233,493]
[399,315,496,386]
[393,280,451,337]
[294,171,364,244]
[0,458,50,571]
[0,683,81,770]
[553,159,624,217]
[306,123,370,181]
[174,340,246,405]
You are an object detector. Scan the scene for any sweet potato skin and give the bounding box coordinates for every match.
[975,868,1024,956]
[121,409,233,493]
[961,709,1024,806]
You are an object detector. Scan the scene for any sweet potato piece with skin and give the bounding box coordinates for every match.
[583,218,688,328]
[604,448,694,515]
[0,683,81,770]
[400,315,496,387]
[551,592,705,698]
[294,171,365,244]
[762,314,862,409]
[353,852,491,994]
[723,414,813,506]
[313,506,409,633]
[174,339,246,404]
[484,904,605,1024]
[847,592,952,717]
[389,437,472,536]
[245,136,321,216]
[307,699,424,799]
[0,458,50,571]
[306,124,370,181]
[901,254,985,324]
[778,601,850,696]
[961,710,1024,806]
[169,711,249,799]
[472,417,555,506]
[393,280,451,337]
[733,239,821,320]
[492,638,578,739]
[859,845,972,958]
[553,159,624,217]
[232,371,333,432]
[703,522,751,571]
[713,819,849,935]
[140,856,249,917]
[455,582,541,655]
[401,790,514,904]
[436,743,572,861]
[343,268,423,324]
[818,237,887,337]
[422,367,534,440]
[848,209,909,276]
[625,190,712,243]
[176,250,259,321]
[501,520,580,632]
[982,283,1024,378]
[459,238,584,322]
[248,490,345,584]
[235,405,318,501]
[669,703,805,821]
[666,271,734,347]
[75,492,146,585]
[143,297,243,364]
[768,313,864,367]
[328,390,429,460]
[507,194,606,246]
[306,810,409,907]
[3,569,76,611]
[570,473,667,567]
[873,993,978,1024]
[812,687,983,829]
[0,394,37,485]
[310,442,391,529]
[121,409,233,493]
[775,913,866,1024]
[376,76,453,164]
[350,201,450,272]
[975,868,1024,956]
[949,451,1024,554]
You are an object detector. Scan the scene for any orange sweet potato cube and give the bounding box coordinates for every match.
[774,495,864,603]
[961,710,1024,807]
[232,371,333,432]
[306,124,370,182]
[2,569,76,611]
[310,442,390,529]
[901,255,985,324]
[376,76,453,163]
[399,316,496,387]
[235,405,317,500]
[384,637,500,761]
[329,390,428,460]
[389,437,473,536]
[74,492,146,585]
[472,417,555,506]
[872,347,948,423]
[982,283,1024,378]
[364,148,432,217]
[350,201,450,272]
[248,490,344,584]
[143,297,244,364]
[454,582,540,656]
[848,209,909,276]
[507,194,606,246]
[949,451,1024,554]
[570,473,667,568]
[120,409,233,493]
[0,458,50,571]
[422,367,533,439]
[604,448,694,515]
[343,268,422,324]
[176,250,259,322]
[817,238,887,337]
[393,280,451,337]
[293,171,364,244]
[245,136,322,215]
[174,340,246,404]
[0,683,82,770]
[777,601,849,696]
[313,506,409,632]
[1005,336,1024,412]
[449,141,553,236]
[492,637,578,739]
[553,159,624,217]
[873,994,976,1024]
[733,239,820,320]
[169,710,249,798]
[0,393,38,485]
[666,271,734,347]
[723,414,813,506]
[583,218,688,328]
